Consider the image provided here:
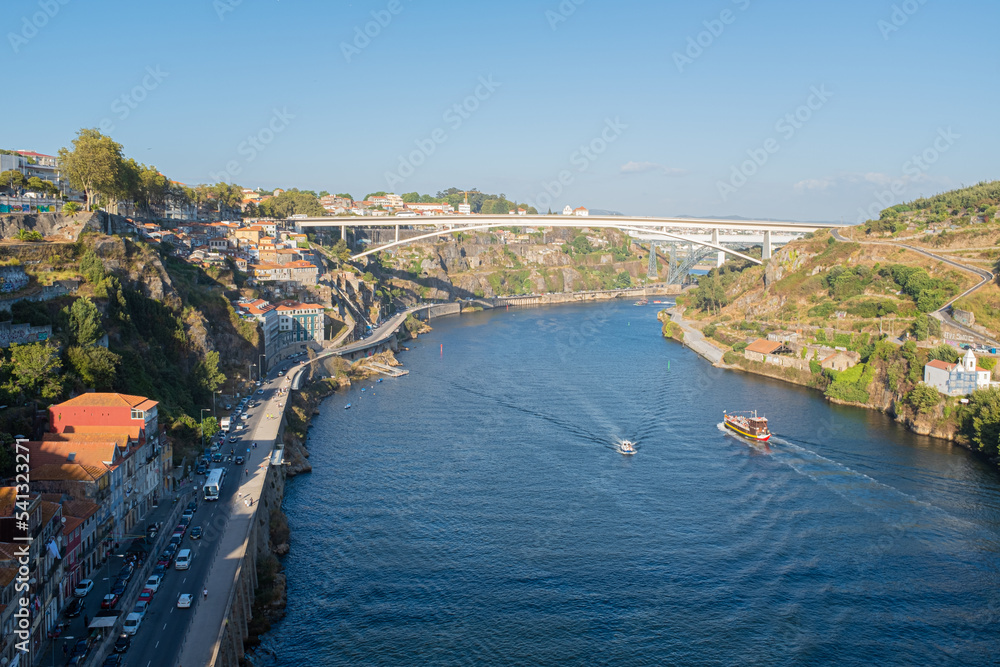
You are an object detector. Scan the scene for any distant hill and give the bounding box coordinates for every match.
[588,209,624,216]
[676,214,843,225]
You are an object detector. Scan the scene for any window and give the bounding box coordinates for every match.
[131,409,144,420]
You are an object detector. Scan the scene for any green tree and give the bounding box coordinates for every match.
[905,383,941,414]
[68,297,103,347]
[67,345,120,390]
[201,416,220,440]
[9,342,63,400]
[58,128,126,209]
[62,202,82,214]
[194,350,226,393]
[964,387,1000,458]
[0,170,26,191]
[927,344,960,364]
[79,249,106,285]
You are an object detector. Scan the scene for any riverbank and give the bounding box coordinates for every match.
[659,306,965,445]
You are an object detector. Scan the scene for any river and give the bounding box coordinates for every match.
[264,302,1000,666]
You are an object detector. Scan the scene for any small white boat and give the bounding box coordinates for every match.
[617,439,636,455]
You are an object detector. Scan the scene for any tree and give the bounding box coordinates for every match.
[67,345,120,390]
[194,350,226,393]
[927,344,960,364]
[363,191,387,201]
[905,383,941,414]
[9,342,63,400]
[335,193,353,200]
[0,170,26,191]
[964,387,1000,458]
[68,297,103,347]
[201,416,220,440]
[318,190,330,197]
[58,128,125,209]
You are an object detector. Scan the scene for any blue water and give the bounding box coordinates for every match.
[265,303,1000,666]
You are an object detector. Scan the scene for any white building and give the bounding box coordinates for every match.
[562,205,573,215]
[573,206,589,216]
[923,349,992,396]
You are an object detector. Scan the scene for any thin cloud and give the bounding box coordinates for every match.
[620,161,686,176]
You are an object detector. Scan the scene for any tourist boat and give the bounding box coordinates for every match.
[634,298,649,306]
[617,439,637,455]
[344,403,351,410]
[723,410,771,442]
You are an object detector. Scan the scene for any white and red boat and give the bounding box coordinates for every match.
[723,410,771,442]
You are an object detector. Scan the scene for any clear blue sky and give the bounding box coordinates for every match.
[4,0,998,222]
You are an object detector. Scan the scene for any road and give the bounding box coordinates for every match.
[831,228,997,346]
[101,364,292,667]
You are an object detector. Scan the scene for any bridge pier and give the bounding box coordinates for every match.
[395,224,399,243]
[762,230,772,260]
[647,242,658,279]
[712,229,724,267]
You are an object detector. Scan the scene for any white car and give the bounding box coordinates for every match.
[144,574,162,593]
[73,579,94,597]
[123,612,142,635]
[177,593,193,608]
[132,600,149,620]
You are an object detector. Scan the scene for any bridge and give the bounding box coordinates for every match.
[291,214,842,267]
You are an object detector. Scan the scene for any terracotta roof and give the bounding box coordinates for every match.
[55,393,158,409]
[62,499,99,520]
[0,487,17,516]
[276,301,322,311]
[62,515,83,536]
[43,431,134,447]
[40,500,60,526]
[745,339,783,355]
[27,440,119,468]
[29,463,107,482]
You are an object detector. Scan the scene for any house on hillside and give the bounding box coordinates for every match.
[923,349,993,395]
[820,351,858,372]
[744,339,793,365]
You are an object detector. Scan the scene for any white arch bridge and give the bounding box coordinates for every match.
[290,214,842,268]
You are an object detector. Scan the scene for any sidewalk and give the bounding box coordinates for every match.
[669,310,724,364]
[175,390,281,666]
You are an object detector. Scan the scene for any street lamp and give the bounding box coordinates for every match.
[213,390,221,417]
[200,408,211,450]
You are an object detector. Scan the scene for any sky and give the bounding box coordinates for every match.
[4,0,999,222]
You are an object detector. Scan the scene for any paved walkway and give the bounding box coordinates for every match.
[669,310,724,364]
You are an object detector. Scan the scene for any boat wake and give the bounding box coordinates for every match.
[717,423,972,529]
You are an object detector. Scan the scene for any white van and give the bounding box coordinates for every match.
[123,612,142,635]
[175,549,192,570]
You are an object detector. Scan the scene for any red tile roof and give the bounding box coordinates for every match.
[745,339,783,355]
[55,393,158,410]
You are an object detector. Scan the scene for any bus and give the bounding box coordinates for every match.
[204,468,226,501]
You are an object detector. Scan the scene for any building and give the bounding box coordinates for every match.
[923,349,992,396]
[287,260,319,285]
[368,193,404,209]
[276,301,325,344]
[744,339,792,364]
[562,205,573,215]
[238,299,280,364]
[820,351,858,372]
[573,206,589,216]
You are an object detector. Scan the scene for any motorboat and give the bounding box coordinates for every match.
[617,439,636,455]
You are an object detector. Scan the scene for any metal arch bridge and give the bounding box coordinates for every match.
[290,214,842,265]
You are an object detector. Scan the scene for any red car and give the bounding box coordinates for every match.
[101,593,120,609]
[138,588,155,604]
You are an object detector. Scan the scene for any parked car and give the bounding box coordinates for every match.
[144,574,163,593]
[182,508,195,520]
[101,593,119,609]
[133,600,149,619]
[187,500,198,512]
[113,633,131,653]
[138,588,155,604]
[102,654,123,667]
[73,579,94,597]
[117,564,133,581]
[70,639,91,659]
[110,582,126,597]
[146,523,159,539]
[153,563,167,578]
[190,526,203,540]
[65,597,85,618]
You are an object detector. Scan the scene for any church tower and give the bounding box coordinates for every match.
[963,348,977,372]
